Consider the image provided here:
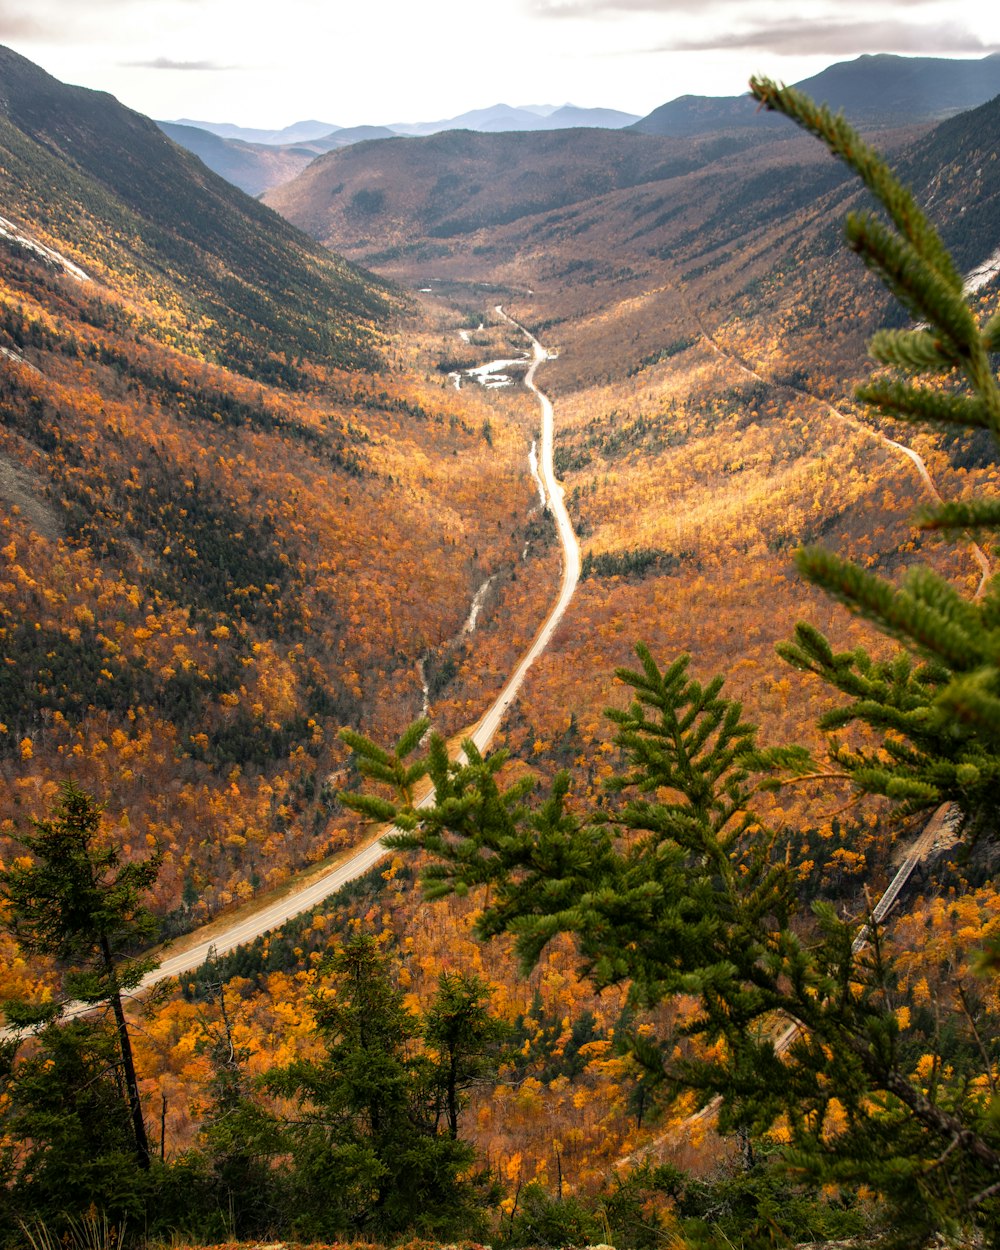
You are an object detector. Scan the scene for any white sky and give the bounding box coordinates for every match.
[2,0,999,128]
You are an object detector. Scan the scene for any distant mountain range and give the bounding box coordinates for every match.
[263,53,1000,309]
[161,54,1000,199]
[157,103,641,195]
[171,102,640,146]
[386,102,641,136]
[172,117,341,144]
[632,51,1000,136]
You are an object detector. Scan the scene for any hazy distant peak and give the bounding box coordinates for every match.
[172,118,341,144]
[388,101,639,135]
[516,103,563,116]
[632,51,1000,136]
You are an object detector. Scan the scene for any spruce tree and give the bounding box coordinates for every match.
[1,781,162,1170]
[267,932,480,1240]
[342,84,1000,1239]
[194,981,281,1238]
[0,1018,142,1239]
[424,970,507,1139]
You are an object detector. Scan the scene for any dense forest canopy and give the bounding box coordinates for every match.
[0,44,999,1250]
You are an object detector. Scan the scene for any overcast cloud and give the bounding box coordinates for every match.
[1,0,997,127]
[124,57,237,72]
[661,18,1000,56]
[531,0,947,14]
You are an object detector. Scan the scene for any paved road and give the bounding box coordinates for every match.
[464,308,581,755]
[137,308,579,989]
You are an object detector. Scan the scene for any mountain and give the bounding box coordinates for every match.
[0,44,538,931]
[276,58,1000,269]
[632,51,1000,136]
[796,51,1000,123]
[544,104,640,129]
[388,101,640,135]
[0,45,389,378]
[894,90,1000,271]
[264,65,1000,1224]
[173,103,640,151]
[171,116,340,144]
[265,77,999,399]
[4,40,1000,1235]
[158,121,405,195]
[263,126,721,254]
[311,123,399,150]
[166,105,642,197]
[157,121,322,195]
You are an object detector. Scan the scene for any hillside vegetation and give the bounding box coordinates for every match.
[257,77,1000,1220]
[2,44,1000,1250]
[0,47,546,941]
[0,46,388,379]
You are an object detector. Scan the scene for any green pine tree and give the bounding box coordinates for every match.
[267,932,482,1240]
[0,1018,144,1243]
[342,82,1000,1241]
[192,980,282,1238]
[1,781,162,1171]
[424,970,507,1140]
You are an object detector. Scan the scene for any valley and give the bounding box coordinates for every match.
[1,41,1000,1249]
[125,308,577,985]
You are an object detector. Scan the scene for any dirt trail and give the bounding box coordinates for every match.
[684,292,991,596]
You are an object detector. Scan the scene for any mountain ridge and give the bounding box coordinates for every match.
[0,43,541,937]
[162,102,642,193]
[632,50,1000,136]
[0,43,391,379]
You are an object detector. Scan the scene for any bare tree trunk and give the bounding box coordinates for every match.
[101,934,150,1169]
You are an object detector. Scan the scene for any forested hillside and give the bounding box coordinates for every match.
[260,78,1000,1239]
[2,42,1000,1250]
[0,47,545,937]
[0,46,387,378]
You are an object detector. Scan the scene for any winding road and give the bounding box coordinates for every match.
[681,285,992,596]
[136,307,580,993]
[464,308,581,755]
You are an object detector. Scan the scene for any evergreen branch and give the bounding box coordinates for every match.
[748,78,964,292]
[751,75,1000,438]
[984,311,1000,354]
[795,547,978,670]
[856,379,995,429]
[934,669,1000,737]
[339,720,429,807]
[903,563,984,640]
[844,213,976,352]
[868,328,962,372]
[916,498,1000,531]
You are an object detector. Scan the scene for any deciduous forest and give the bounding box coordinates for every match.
[1,42,999,1250]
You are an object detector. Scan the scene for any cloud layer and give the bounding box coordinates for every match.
[124,56,234,71]
[4,0,998,131]
[663,18,1000,56]
[532,0,949,14]
[528,0,999,59]
[0,0,200,43]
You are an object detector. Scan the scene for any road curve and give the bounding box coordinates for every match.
[466,307,581,754]
[694,317,992,597]
[132,308,580,991]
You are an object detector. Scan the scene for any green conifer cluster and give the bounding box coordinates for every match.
[342,81,1000,1243]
